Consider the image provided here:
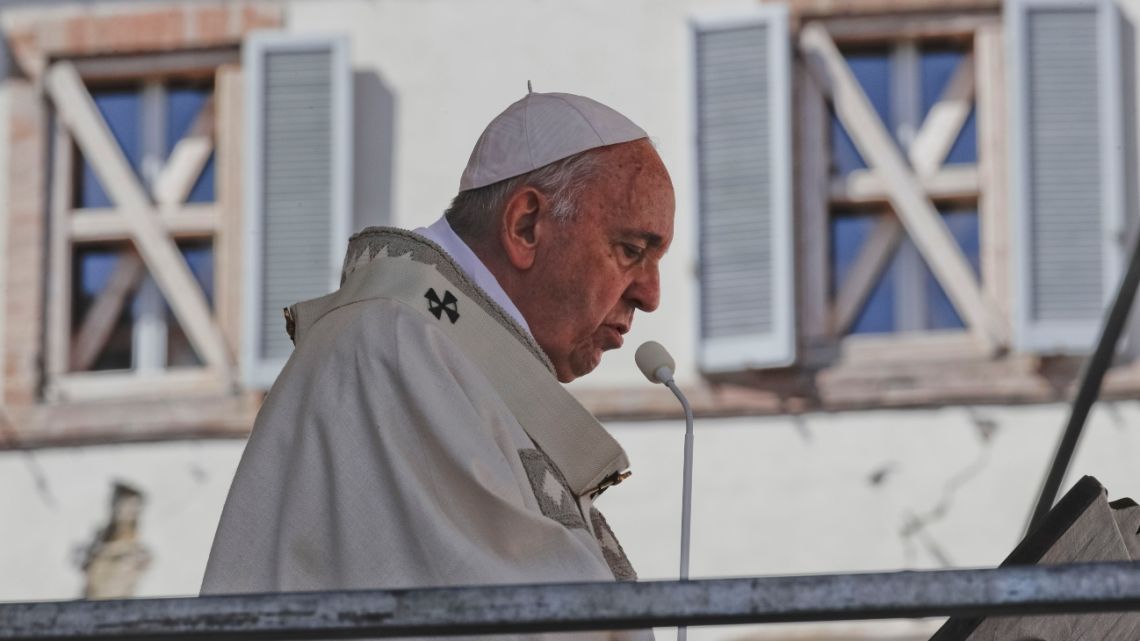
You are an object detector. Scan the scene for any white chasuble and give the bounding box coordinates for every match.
[202,228,644,640]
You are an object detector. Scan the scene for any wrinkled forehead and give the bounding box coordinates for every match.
[588,142,675,243]
[590,141,673,196]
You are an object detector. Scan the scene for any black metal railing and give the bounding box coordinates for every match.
[4,561,1140,640]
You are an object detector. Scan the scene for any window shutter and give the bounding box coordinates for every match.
[242,33,353,388]
[693,7,794,372]
[1008,0,1126,353]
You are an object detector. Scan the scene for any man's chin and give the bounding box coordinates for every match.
[561,348,606,383]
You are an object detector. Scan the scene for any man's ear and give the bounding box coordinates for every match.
[499,186,545,270]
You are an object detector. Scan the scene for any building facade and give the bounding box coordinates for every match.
[2,0,1140,639]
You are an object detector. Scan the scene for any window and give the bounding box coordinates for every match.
[73,81,217,371]
[43,55,241,402]
[0,4,286,438]
[828,41,981,337]
[692,8,1009,377]
[41,35,353,403]
[689,3,1140,408]
[790,13,1013,367]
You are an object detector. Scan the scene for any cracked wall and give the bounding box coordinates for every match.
[600,401,1140,641]
[604,402,1140,580]
[3,401,1140,641]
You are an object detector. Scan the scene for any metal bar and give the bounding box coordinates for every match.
[1028,227,1140,534]
[7,563,1140,641]
[665,377,695,641]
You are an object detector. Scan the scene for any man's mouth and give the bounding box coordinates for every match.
[601,323,629,349]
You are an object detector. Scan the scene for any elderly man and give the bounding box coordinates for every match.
[202,92,674,606]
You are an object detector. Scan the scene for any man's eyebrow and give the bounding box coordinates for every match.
[620,230,666,248]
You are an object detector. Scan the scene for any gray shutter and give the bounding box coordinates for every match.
[243,34,353,388]
[693,7,794,372]
[1009,0,1125,353]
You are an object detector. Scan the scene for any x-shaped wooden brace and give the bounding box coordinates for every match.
[831,49,976,335]
[800,24,1008,349]
[67,97,218,372]
[46,62,230,374]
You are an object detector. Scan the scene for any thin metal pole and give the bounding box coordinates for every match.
[665,378,695,641]
[7,563,1140,640]
[1028,227,1140,534]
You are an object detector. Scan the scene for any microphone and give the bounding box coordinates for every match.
[635,341,694,641]
[635,340,676,384]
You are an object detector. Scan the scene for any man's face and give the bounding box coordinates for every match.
[524,140,675,382]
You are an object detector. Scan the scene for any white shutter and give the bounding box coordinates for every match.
[692,6,794,372]
[242,33,353,388]
[1008,0,1126,353]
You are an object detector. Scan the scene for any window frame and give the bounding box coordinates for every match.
[43,50,243,403]
[795,13,1009,369]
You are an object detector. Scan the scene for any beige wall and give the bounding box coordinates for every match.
[5,401,1140,641]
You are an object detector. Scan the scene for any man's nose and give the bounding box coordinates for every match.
[626,263,661,312]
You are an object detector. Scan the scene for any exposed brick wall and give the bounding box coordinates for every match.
[2,2,282,78]
[4,80,45,406]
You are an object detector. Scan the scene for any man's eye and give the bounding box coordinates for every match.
[621,244,645,261]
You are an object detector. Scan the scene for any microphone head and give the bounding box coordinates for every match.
[635,341,676,384]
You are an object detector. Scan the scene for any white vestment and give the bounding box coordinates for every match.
[202,227,643,639]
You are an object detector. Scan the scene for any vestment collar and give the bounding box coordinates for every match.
[413,216,532,336]
[286,227,630,498]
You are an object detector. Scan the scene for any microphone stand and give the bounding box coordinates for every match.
[664,375,694,641]
[637,344,695,641]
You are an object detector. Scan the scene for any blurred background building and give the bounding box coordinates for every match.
[2,0,1140,639]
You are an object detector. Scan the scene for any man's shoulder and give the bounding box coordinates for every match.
[294,296,450,368]
[257,293,519,459]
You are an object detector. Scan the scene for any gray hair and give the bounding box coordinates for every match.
[444,148,602,243]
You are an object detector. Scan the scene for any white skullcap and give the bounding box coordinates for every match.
[458,91,648,192]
